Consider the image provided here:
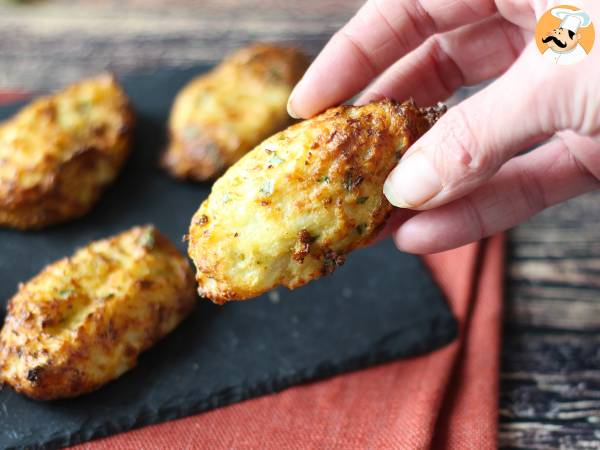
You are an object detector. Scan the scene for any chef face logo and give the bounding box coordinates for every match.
[535,5,595,65]
[542,27,579,52]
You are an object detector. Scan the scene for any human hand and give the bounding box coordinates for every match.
[287,0,600,253]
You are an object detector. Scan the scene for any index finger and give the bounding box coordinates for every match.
[288,0,497,118]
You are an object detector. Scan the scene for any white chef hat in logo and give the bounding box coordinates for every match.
[551,7,592,33]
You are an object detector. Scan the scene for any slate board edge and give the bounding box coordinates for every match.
[6,311,456,450]
[0,68,458,450]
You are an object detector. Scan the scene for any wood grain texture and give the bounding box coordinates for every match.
[1,1,600,448]
[500,191,600,449]
[0,0,362,90]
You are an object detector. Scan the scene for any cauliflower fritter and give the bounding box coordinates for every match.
[0,74,134,230]
[162,43,309,181]
[0,225,196,400]
[188,99,445,303]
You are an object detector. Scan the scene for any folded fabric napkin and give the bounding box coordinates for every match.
[74,235,504,450]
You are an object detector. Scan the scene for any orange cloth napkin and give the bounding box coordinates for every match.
[0,92,28,104]
[75,235,504,450]
[1,86,504,449]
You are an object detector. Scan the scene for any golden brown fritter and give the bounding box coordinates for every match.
[0,225,196,400]
[188,99,445,304]
[0,74,134,230]
[162,43,309,181]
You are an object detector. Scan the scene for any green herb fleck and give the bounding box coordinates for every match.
[259,179,275,196]
[343,172,363,191]
[139,229,156,249]
[182,125,200,140]
[395,140,408,159]
[357,196,369,204]
[317,176,330,183]
[269,152,285,165]
[344,174,351,190]
[58,288,74,299]
[268,67,283,82]
[78,101,93,113]
[356,224,367,235]
[222,192,232,204]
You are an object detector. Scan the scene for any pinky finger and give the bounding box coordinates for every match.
[391,136,600,254]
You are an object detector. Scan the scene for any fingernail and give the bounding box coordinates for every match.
[383,151,442,208]
[287,85,301,119]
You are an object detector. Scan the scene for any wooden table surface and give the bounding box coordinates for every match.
[2,1,600,448]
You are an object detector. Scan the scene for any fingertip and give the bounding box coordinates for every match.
[286,31,379,119]
[392,210,463,254]
[391,219,429,254]
[373,208,417,244]
[286,90,301,119]
[286,77,318,119]
[383,151,442,209]
[355,90,385,106]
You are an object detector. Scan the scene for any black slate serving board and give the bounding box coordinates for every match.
[0,66,457,449]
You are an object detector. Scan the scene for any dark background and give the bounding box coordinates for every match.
[1,1,600,447]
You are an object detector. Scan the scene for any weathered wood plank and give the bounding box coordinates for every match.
[0,0,362,90]
[505,296,600,331]
[499,330,600,448]
[499,422,600,450]
[501,191,600,449]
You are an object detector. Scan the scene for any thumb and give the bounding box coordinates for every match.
[383,44,562,210]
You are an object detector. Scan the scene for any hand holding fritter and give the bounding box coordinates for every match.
[188,99,444,303]
[287,0,600,253]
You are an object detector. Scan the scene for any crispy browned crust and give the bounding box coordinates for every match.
[188,98,445,304]
[0,226,196,400]
[162,43,309,181]
[0,74,134,230]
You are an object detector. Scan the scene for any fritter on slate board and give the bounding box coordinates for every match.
[0,74,134,230]
[0,225,196,400]
[162,43,309,181]
[189,99,446,304]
